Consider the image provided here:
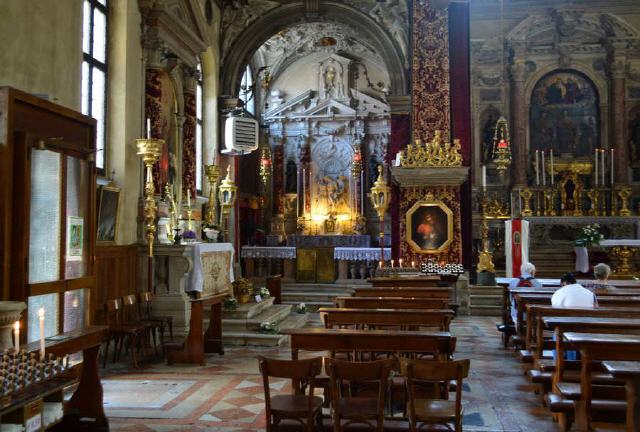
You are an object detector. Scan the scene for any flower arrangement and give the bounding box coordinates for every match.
[296,303,307,314]
[223,296,238,310]
[182,229,197,242]
[232,278,254,303]
[256,286,271,298]
[202,223,220,243]
[259,321,277,334]
[574,223,604,247]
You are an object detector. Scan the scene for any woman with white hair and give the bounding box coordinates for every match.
[508,262,543,326]
[584,263,616,294]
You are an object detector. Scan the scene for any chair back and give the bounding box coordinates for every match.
[122,294,140,322]
[138,291,153,319]
[104,299,124,328]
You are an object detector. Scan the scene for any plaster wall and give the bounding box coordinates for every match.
[0,0,83,111]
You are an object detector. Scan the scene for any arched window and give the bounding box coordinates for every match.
[239,65,255,116]
[81,0,109,174]
[196,63,203,193]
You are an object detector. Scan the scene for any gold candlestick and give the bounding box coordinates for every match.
[218,166,237,242]
[543,188,557,216]
[137,138,163,257]
[204,165,220,225]
[586,189,599,216]
[519,188,533,217]
[617,187,632,217]
[477,192,495,273]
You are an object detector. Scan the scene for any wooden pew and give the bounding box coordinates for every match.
[352,286,451,299]
[280,328,456,360]
[368,275,444,287]
[602,361,640,432]
[165,293,226,365]
[334,296,449,310]
[562,332,640,432]
[318,307,455,331]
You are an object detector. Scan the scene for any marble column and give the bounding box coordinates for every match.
[610,58,628,185]
[510,59,528,187]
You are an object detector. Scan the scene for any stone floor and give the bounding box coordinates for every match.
[102,316,559,432]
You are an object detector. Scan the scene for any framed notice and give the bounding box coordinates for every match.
[66,216,84,261]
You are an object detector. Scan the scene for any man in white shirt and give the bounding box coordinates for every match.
[551,273,597,308]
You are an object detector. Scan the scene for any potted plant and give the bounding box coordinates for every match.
[223,296,238,311]
[574,224,604,273]
[296,303,307,314]
[259,321,277,334]
[232,278,253,304]
[202,223,220,243]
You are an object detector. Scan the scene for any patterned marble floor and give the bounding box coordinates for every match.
[102,316,559,432]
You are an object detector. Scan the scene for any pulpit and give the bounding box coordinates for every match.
[141,243,234,337]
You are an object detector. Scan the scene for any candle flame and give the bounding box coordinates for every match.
[38,307,45,318]
[13,321,19,331]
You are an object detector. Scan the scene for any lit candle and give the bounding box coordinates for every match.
[535,150,540,185]
[595,149,599,186]
[391,259,395,269]
[187,189,191,208]
[379,260,383,269]
[481,165,487,190]
[610,148,614,186]
[399,258,403,268]
[550,150,554,185]
[13,321,19,354]
[146,118,151,139]
[411,261,415,268]
[303,168,306,214]
[601,149,605,186]
[541,150,546,186]
[38,307,45,360]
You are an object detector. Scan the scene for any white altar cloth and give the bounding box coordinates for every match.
[240,246,297,259]
[334,247,391,261]
[185,242,235,292]
[599,240,640,247]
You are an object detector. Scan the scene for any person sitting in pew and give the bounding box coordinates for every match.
[509,262,543,326]
[584,263,617,294]
[551,273,597,308]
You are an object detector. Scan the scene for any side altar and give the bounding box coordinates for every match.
[140,243,234,336]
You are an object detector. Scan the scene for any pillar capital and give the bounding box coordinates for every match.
[387,95,411,114]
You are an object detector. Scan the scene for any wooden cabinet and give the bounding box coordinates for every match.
[0,87,97,340]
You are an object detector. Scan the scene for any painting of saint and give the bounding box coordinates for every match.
[406,201,453,254]
[529,70,599,156]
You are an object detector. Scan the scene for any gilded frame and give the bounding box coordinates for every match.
[405,199,454,254]
[97,185,121,245]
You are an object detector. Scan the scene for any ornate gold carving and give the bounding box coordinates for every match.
[399,130,462,168]
[543,189,558,217]
[405,196,454,254]
[484,196,510,219]
[617,187,632,216]
[204,165,220,225]
[137,138,162,257]
[610,246,637,278]
[519,188,533,217]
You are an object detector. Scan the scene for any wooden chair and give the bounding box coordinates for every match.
[139,291,174,344]
[103,299,147,368]
[258,356,323,432]
[401,358,470,432]
[325,357,395,432]
[122,294,161,356]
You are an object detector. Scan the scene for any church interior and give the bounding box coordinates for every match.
[2,0,640,431]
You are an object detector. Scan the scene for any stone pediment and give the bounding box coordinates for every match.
[294,99,356,119]
[263,90,315,119]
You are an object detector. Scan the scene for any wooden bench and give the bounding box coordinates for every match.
[318,307,455,331]
[280,328,456,360]
[368,276,445,287]
[352,286,451,299]
[602,361,640,432]
[165,293,226,365]
[334,296,450,310]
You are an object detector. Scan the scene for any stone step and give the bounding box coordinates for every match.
[223,331,288,347]
[277,311,310,331]
[222,297,275,320]
[282,300,335,310]
[469,295,502,306]
[282,283,356,294]
[282,291,350,303]
[222,304,292,332]
[469,305,501,316]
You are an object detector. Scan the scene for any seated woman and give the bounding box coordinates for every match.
[584,263,617,294]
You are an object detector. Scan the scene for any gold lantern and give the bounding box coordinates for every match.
[492,116,512,173]
[204,165,220,225]
[136,138,162,257]
[218,166,237,241]
[370,165,391,263]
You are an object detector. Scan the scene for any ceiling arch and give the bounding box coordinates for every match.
[220,1,408,97]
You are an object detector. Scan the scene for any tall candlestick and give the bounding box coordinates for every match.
[13,321,19,354]
[482,165,487,190]
[601,149,605,186]
[360,171,364,215]
[610,148,614,186]
[38,307,45,360]
[187,189,191,208]
[595,149,599,186]
[550,150,555,185]
[535,150,540,185]
[297,168,301,217]
[146,118,151,139]
[302,168,306,214]
[541,151,546,186]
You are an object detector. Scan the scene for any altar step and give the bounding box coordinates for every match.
[220,297,309,347]
[468,285,502,316]
[281,283,357,310]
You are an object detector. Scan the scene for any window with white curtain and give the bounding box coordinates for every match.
[196,63,203,193]
[82,0,108,174]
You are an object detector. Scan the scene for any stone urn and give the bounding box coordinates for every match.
[0,301,26,350]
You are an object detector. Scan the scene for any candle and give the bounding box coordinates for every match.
[395,152,400,167]
[601,149,605,186]
[595,149,599,186]
[550,150,554,185]
[297,168,301,217]
[391,259,395,269]
[13,321,19,354]
[38,307,45,360]
[535,150,540,185]
[541,150,546,186]
[610,148,614,186]
[481,165,487,190]
[379,260,383,269]
[411,261,415,268]
[302,168,306,214]
[360,171,364,215]
[187,189,191,208]
[399,258,403,268]
[146,118,151,139]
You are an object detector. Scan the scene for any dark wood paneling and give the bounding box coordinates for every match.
[95,244,138,323]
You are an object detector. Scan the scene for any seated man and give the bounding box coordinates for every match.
[584,263,616,294]
[551,273,597,308]
[508,262,543,326]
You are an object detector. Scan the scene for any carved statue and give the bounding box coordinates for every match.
[324,66,337,97]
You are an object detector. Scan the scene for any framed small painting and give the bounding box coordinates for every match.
[405,199,454,254]
[97,185,121,244]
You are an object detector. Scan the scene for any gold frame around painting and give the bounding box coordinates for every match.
[405,199,454,254]
[97,185,121,245]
